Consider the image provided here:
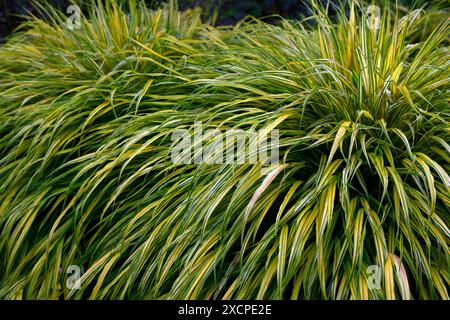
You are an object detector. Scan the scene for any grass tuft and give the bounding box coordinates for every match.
[0,0,448,299]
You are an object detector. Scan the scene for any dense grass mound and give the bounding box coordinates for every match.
[0,1,448,299]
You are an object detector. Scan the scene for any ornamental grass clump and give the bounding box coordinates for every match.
[0,1,448,299]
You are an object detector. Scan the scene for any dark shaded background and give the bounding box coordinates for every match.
[0,0,443,43]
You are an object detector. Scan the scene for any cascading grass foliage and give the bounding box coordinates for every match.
[0,0,448,299]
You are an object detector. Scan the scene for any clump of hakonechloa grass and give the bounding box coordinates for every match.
[0,1,448,299]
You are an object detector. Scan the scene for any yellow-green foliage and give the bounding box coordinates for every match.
[0,1,448,299]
